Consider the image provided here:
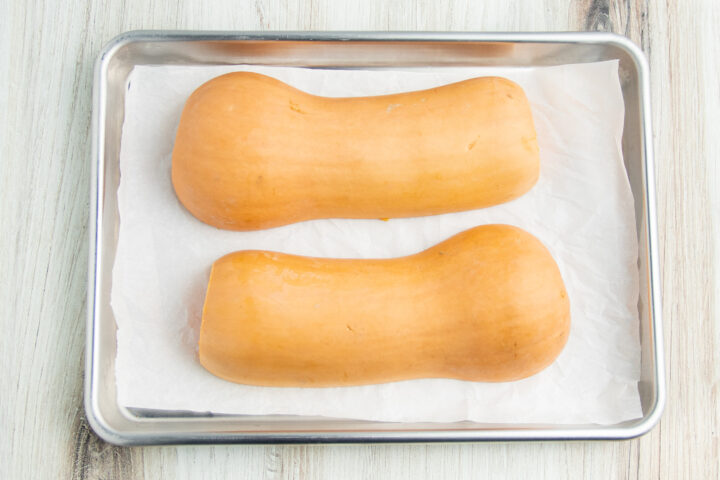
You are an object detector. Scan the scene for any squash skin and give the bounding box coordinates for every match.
[199,225,570,387]
[172,72,540,230]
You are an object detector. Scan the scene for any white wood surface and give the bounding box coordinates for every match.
[2,0,718,478]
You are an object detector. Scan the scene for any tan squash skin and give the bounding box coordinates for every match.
[172,73,540,231]
[199,225,570,387]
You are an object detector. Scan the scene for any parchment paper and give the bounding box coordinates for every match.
[112,61,642,424]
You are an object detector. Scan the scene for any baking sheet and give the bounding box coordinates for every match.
[112,61,641,424]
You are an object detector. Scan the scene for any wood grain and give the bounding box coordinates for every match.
[2,0,718,478]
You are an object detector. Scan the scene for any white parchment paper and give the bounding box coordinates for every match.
[113,61,642,424]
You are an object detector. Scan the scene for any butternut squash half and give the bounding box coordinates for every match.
[199,225,570,387]
[172,73,540,230]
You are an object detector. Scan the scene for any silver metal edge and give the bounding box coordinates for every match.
[86,30,664,444]
[597,34,666,438]
[83,29,649,45]
[85,32,142,445]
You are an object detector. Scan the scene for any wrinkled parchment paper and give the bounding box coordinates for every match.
[112,61,642,424]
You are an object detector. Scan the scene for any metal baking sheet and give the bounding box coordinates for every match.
[86,31,664,445]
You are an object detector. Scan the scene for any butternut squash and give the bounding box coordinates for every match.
[172,72,540,230]
[199,225,570,387]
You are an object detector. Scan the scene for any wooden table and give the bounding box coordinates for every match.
[2,1,718,478]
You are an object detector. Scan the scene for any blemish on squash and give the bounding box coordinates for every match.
[289,100,306,114]
[386,103,402,113]
[521,135,537,152]
[346,324,355,333]
[467,134,482,151]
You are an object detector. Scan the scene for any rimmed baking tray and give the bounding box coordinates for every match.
[86,31,664,445]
